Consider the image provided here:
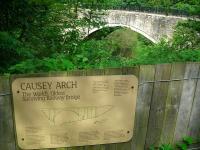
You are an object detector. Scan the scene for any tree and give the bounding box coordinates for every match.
[0,0,121,73]
[172,20,200,50]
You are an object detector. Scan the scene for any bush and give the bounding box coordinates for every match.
[0,32,34,73]
[8,54,75,74]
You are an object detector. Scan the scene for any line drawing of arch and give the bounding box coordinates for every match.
[41,105,114,126]
[86,23,158,43]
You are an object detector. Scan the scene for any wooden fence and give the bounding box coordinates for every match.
[0,62,200,150]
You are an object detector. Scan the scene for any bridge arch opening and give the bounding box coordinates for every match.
[83,26,153,58]
[86,24,158,43]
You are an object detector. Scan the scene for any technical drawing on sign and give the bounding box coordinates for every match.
[41,105,114,126]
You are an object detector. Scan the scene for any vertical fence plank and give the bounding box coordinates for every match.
[104,68,123,150]
[160,63,186,144]
[126,67,139,150]
[115,67,139,150]
[67,70,86,150]
[174,63,200,142]
[187,63,200,138]
[145,64,172,147]
[0,76,16,150]
[115,68,131,150]
[104,68,134,150]
[84,68,106,150]
[130,65,155,150]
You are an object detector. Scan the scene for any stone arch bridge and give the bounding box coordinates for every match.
[83,10,187,43]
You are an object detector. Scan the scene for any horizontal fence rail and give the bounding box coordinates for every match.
[0,62,200,150]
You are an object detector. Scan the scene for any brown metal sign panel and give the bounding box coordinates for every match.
[11,75,138,149]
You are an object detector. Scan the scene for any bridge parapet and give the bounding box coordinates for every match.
[80,3,198,18]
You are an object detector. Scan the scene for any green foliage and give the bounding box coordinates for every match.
[0,0,114,74]
[149,145,156,150]
[173,1,200,16]
[0,0,49,31]
[130,19,200,65]
[176,136,195,150]
[176,143,187,150]
[0,0,200,75]
[74,39,113,69]
[183,136,193,145]
[172,20,200,50]
[122,0,200,16]
[159,144,174,150]
[105,28,138,58]
[0,32,34,73]
[149,136,196,150]
[8,54,75,74]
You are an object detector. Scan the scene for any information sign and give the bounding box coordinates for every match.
[11,75,138,149]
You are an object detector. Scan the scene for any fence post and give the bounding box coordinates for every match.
[0,76,16,150]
